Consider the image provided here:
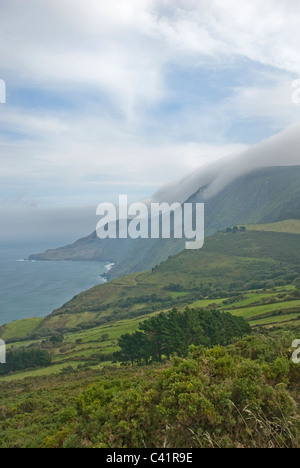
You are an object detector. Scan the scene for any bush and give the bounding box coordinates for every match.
[75,338,300,448]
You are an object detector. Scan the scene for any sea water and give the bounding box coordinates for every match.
[0,242,108,326]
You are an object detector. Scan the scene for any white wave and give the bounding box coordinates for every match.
[105,263,115,272]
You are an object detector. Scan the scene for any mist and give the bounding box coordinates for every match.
[0,206,98,247]
[152,122,300,204]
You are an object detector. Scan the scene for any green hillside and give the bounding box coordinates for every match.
[1,230,299,352]
[43,230,300,329]
[201,166,300,228]
[243,219,300,234]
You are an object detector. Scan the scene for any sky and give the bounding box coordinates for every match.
[1,0,300,243]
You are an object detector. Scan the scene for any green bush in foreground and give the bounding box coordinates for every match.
[0,331,299,448]
[74,335,299,448]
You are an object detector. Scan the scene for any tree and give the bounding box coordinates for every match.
[115,332,151,365]
[116,308,251,365]
[50,333,64,345]
[0,349,52,375]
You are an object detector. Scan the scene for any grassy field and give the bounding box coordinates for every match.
[228,300,300,319]
[251,314,300,326]
[1,284,299,382]
[0,318,44,342]
[0,361,97,382]
[243,219,300,234]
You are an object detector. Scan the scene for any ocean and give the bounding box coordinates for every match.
[0,242,108,326]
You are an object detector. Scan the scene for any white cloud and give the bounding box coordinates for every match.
[0,107,69,135]
[1,0,300,216]
[153,122,300,204]
[222,75,300,131]
[0,104,248,207]
[209,0,300,73]
[2,0,300,113]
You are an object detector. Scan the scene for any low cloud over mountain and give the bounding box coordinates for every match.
[152,123,300,205]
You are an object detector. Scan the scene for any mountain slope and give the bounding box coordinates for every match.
[26,229,300,334]
[109,166,300,277]
[29,166,300,279]
[29,229,135,263]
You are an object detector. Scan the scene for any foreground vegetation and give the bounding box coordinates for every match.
[0,330,299,448]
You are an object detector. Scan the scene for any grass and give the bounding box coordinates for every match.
[228,300,300,320]
[189,297,226,308]
[224,292,281,308]
[0,318,43,342]
[243,219,300,234]
[169,291,190,298]
[0,361,98,382]
[251,313,300,326]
